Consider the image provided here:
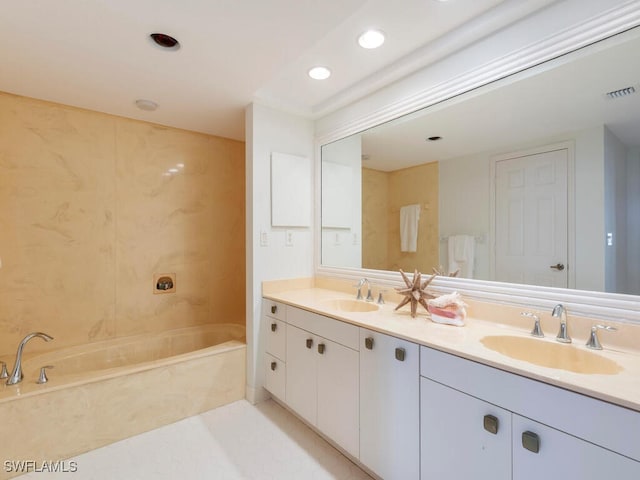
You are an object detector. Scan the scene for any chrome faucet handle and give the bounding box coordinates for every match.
[0,361,8,379]
[377,290,386,305]
[37,365,54,384]
[521,312,543,338]
[586,325,618,350]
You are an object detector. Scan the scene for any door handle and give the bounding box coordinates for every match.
[549,263,565,271]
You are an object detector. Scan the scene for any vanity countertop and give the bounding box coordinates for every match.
[263,284,640,412]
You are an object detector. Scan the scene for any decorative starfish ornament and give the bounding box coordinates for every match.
[394,269,437,318]
[433,265,460,277]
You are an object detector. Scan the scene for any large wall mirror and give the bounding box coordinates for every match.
[321,27,640,299]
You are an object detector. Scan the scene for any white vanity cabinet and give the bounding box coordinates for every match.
[360,328,420,480]
[284,307,360,459]
[420,346,640,480]
[263,300,286,400]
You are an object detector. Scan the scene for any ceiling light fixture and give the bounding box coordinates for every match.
[135,99,159,111]
[358,29,385,49]
[308,66,331,80]
[149,33,181,51]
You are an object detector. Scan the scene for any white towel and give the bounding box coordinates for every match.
[448,235,475,278]
[400,204,421,252]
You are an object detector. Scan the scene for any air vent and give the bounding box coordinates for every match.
[605,86,636,99]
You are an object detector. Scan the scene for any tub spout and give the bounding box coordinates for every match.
[6,332,54,386]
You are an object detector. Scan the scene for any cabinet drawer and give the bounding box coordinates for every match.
[286,305,359,350]
[262,299,286,321]
[264,353,286,400]
[264,317,286,361]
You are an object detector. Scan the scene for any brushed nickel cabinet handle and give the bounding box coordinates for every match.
[365,337,374,350]
[483,415,498,434]
[318,343,325,354]
[522,431,540,453]
[395,347,406,362]
[306,338,313,349]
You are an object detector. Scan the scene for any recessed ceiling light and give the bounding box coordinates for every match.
[426,136,443,141]
[358,29,385,49]
[149,33,180,51]
[135,99,159,111]
[308,66,331,80]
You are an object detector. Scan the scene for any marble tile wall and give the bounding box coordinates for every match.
[0,92,245,355]
[361,167,389,270]
[361,162,439,273]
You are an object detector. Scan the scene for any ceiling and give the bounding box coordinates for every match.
[360,28,640,171]
[0,0,557,141]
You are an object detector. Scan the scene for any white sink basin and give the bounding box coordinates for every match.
[481,335,622,375]
[319,298,380,313]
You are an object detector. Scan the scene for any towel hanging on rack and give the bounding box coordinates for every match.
[400,204,421,252]
[448,235,475,278]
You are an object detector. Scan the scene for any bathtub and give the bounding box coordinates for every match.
[0,324,246,479]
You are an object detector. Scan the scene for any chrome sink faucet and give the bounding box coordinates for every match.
[551,304,571,343]
[6,332,54,386]
[354,278,374,302]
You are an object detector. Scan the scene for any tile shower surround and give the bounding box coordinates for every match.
[0,91,245,355]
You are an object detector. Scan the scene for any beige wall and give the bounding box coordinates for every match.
[362,163,439,273]
[0,92,245,356]
[362,168,389,270]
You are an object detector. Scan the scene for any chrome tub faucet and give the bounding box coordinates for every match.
[6,332,54,386]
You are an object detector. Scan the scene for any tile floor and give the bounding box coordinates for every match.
[18,399,373,479]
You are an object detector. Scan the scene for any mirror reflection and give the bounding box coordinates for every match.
[321,29,640,296]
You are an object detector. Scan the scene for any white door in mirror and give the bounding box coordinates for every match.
[495,148,568,287]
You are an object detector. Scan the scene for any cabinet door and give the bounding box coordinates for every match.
[360,329,419,480]
[317,337,359,459]
[264,353,285,400]
[285,324,317,425]
[421,377,511,480]
[513,415,640,480]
